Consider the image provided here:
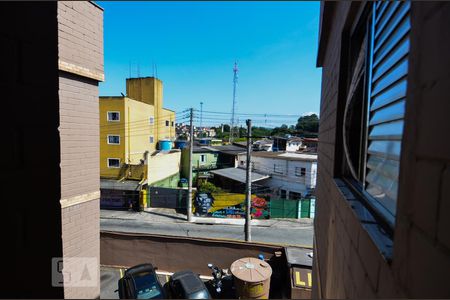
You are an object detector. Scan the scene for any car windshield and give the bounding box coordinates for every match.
[187,290,211,299]
[187,289,211,299]
[133,271,163,299]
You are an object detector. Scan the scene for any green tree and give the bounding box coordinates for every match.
[271,124,292,136]
[198,181,222,193]
[296,114,319,133]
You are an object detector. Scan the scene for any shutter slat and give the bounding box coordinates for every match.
[372,38,409,83]
[375,2,390,24]
[365,2,410,218]
[374,2,410,54]
[369,99,405,126]
[371,58,408,97]
[375,1,401,37]
[369,120,404,140]
[371,79,407,111]
[367,140,402,160]
[366,156,400,181]
[373,18,410,68]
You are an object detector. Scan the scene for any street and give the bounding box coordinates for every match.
[100,209,314,247]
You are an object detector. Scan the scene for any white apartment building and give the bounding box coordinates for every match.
[237,151,317,199]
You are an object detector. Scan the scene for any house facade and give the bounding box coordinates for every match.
[314,2,450,298]
[181,146,219,183]
[237,152,317,199]
[286,137,306,152]
[99,77,176,180]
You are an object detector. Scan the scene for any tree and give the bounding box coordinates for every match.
[198,181,222,194]
[271,124,291,136]
[252,127,271,138]
[296,114,319,133]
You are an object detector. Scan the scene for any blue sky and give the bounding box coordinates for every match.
[98,1,321,127]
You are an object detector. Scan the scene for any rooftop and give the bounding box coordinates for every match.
[245,151,318,162]
[206,145,247,155]
[210,167,270,183]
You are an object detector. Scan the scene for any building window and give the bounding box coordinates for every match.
[289,191,301,200]
[107,135,120,145]
[107,111,120,122]
[295,167,306,177]
[273,164,284,174]
[149,136,154,143]
[240,160,245,166]
[280,189,286,199]
[171,121,174,127]
[341,2,410,226]
[165,120,169,127]
[107,158,120,168]
[200,154,206,163]
[149,116,154,125]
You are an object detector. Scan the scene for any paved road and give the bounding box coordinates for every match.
[100,217,314,247]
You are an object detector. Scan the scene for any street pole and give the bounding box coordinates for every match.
[187,108,194,222]
[245,119,252,242]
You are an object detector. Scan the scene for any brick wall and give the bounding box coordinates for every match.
[392,2,450,297]
[59,73,100,199]
[58,2,103,298]
[61,200,100,298]
[314,2,450,298]
[58,2,104,81]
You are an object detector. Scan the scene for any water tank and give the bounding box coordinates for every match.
[198,138,210,145]
[159,139,172,151]
[174,140,187,149]
[230,257,272,299]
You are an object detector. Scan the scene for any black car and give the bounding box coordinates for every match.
[118,263,165,299]
[168,270,211,299]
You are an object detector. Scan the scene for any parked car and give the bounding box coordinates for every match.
[118,263,165,299]
[168,270,211,299]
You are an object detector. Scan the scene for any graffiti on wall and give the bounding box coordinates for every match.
[194,192,270,219]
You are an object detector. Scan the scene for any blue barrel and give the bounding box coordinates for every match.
[199,138,210,145]
[159,139,172,151]
[174,140,187,149]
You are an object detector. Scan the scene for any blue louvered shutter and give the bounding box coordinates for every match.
[365,1,410,220]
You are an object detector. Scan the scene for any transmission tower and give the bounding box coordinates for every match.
[229,61,239,143]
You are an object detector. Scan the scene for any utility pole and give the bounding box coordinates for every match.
[245,119,252,242]
[200,101,203,137]
[187,108,194,222]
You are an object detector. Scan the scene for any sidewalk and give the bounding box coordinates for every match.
[100,208,314,228]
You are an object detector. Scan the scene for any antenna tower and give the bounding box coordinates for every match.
[229,61,239,143]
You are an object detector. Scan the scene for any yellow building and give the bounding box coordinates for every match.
[100,77,176,179]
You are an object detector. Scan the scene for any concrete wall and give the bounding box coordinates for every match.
[126,77,175,142]
[313,2,450,298]
[147,151,181,185]
[58,2,103,298]
[160,108,176,140]
[125,97,156,163]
